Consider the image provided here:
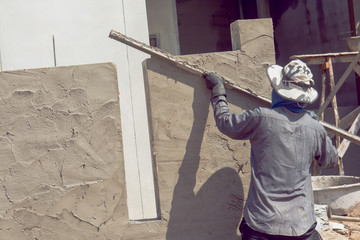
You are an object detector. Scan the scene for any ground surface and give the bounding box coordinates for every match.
[321,204,360,240]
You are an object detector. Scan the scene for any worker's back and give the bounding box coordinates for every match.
[240,106,337,236]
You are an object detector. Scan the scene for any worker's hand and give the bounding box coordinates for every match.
[202,72,226,98]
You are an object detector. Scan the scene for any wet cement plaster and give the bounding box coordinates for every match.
[142,48,273,239]
[0,63,128,239]
[0,20,275,239]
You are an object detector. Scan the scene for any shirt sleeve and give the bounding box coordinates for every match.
[315,128,338,169]
[210,95,258,140]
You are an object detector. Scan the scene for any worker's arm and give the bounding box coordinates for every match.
[203,72,258,140]
[315,129,338,169]
[202,72,227,98]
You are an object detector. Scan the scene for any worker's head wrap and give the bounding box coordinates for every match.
[267,59,318,104]
[271,89,306,113]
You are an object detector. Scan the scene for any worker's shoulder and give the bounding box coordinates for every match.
[304,116,327,132]
[252,107,326,132]
[246,107,281,120]
[250,106,278,116]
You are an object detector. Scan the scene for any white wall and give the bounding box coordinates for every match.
[0,0,157,220]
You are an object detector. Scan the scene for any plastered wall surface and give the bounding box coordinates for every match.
[0,56,273,240]
[176,51,273,101]
[143,49,273,239]
[0,19,276,239]
[0,63,130,239]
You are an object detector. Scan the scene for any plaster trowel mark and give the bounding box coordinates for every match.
[3,184,13,203]
[70,211,100,231]
[6,131,15,137]
[71,127,78,138]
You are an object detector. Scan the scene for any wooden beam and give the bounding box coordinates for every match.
[327,57,343,175]
[322,121,360,146]
[290,52,360,65]
[109,30,360,147]
[109,30,272,105]
[328,57,340,143]
[354,64,360,76]
[317,52,360,115]
[339,106,360,130]
[330,215,360,222]
[338,113,360,158]
[327,106,360,139]
[319,66,327,121]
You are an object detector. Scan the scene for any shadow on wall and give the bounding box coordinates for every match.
[143,60,246,239]
[143,57,260,239]
[165,86,244,240]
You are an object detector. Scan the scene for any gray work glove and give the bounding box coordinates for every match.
[202,72,227,98]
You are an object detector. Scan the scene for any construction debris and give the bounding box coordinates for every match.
[319,203,360,239]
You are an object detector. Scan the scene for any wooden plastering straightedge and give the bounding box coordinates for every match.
[109,30,271,105]
[109,30,360,146]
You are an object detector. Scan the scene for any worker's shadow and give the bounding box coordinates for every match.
[164,76,244,240]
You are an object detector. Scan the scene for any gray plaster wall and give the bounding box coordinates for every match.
[0,19,276,239]
[141,19,276,237]
[0,63,131,239]
[0,58,266,239]
[144,52,271,239]
[0,38,274,240]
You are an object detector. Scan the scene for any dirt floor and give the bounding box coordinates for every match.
[321,204,360,240]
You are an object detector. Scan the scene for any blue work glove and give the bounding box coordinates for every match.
[202,72,227,98]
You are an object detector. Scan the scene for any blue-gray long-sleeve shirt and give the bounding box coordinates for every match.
[211,96,338,236]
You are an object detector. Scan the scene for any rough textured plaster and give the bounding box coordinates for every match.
[176,50,273,100]
[0,19,275,239]
[0,63,129,239]
[142,49,272,239]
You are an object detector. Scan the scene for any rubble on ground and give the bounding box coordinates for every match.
[318,204,360,240]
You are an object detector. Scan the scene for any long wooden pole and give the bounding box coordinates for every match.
[327,57,344,175]
[109,30,271,105]
[109,30,360,146]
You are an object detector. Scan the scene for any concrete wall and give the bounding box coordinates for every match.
[270,0,357,108]
[0,18,276,239]
[0,63,127,239]
[175,0,240,54]
[0,0,157,220]
[143,52,272,239]
[142,19,275,239]
[146,0,180,55]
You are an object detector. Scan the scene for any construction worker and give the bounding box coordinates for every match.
[203,59,338,240]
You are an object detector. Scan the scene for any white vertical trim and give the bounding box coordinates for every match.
[120,0,158,220]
